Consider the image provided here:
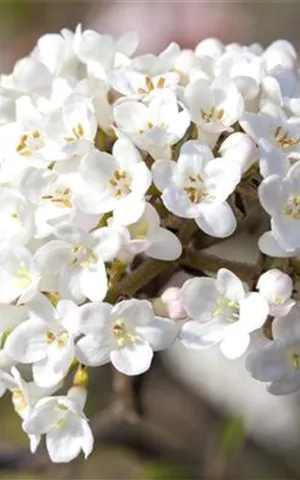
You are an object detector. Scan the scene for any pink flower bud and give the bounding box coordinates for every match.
[161,287,187,320]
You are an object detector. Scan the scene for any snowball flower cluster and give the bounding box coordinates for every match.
[1,26,300,462]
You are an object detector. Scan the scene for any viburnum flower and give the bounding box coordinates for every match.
[179,268,269,358]
[0,95,59,175]
[247,306,300,395]
[75,137,151,225]
[35,224,122,303]
[258,162,300,255]
[19,166,99,239]
[109,68,179,100]
[240,108,300,178]
[184,78,244,134]
[22,385,93,462]
[5,294,81,387]
[113,89,190,160]
[1,366,58,452]
[45,93,97,158]
[152,140,241,237]
[112,202,182,261]
[257,269,296,316]
[0,247,41,304]
[75,299,178,375]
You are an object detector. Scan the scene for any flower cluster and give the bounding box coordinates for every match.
[1,26,300,462]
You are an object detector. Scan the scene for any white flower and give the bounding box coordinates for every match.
[246,305,300,395]
[75,299,178,376]
[5,294,82,387]
[112,202,182,261]
[113,89,190,160]
[179,268,269,358]
[0,247,41,304]
[257,269,296,317]
[35,224,121,303]
[19,166,92,238]
[75,138,151,225]
[1,366,59,453]
[23,385,93,462]
[240,110,300,178]
[152,140,240,237]
[109,69,179,100]
[45,93,97,158]
[184,78,244,134]
[0,96,60,173]
[258,162,300,253]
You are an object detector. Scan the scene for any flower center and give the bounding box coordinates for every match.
[213,297,239,323]
[68,244,97,269]
[274,126,300,149]
[46,330,69,348]
[283,195,300,220]
[41,187,73,208]
[16,129,44,156]
[64,123,85,143]
[112,320,136,347]
[184,174,208,203]
[137,76,165,95]
[201,106,224,124]
[109,169,132,198]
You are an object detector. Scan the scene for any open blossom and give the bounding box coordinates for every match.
[113,89,190,160]
[75,137,151,225]
[258,162,300,255]
[184,78,244,134]
[23,386,93,462]
[19,167,85,238]
[45,93,97,158]
[247,306,300,395]
[240,108,300,178]
[109,68,180,100]
[179,268,269,358]
[152,140,240,237]
[257,269,296,316]
[75,299,178,375]
[35,224,121,303]
[5,294,82,387]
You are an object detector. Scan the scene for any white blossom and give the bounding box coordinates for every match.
[75,299,178,375]
[152,140,240,237]
[5,294,81,387]
[23,385,93,462]
[179,268,269,358]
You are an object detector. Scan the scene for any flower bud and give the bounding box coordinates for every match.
[161,287,187,320]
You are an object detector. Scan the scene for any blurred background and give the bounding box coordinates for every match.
[2,1,300,479]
